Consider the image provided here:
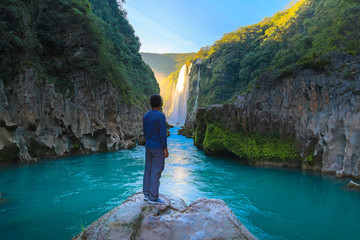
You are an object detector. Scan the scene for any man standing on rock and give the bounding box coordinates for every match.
[142,94,169,204]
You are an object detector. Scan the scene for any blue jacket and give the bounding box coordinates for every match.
[143,110,167,149]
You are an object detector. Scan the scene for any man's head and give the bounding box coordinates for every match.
[150,94,163,109]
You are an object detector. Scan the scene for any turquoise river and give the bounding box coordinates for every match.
[0,126,359,240]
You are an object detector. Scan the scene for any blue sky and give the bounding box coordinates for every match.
[124,0,291,53]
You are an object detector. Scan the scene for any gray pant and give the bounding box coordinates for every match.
[143,148,165,201]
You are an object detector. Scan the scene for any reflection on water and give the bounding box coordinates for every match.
[0,125,360,240]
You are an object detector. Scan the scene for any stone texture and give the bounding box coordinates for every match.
[73,192,257,240]
[183,53,360,179]
[0,68,146,164]
[347,180,360,188]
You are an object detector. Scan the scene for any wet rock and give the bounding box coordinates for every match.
[137,134,146,146]
[347,181,360,188]
[178,112,198,138]
[73,192,257,240]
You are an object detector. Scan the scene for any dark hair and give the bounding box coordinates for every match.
[150,94,162,108]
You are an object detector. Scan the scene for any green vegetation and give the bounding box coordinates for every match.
[72,144,80,150]
[306,153,314,164]
[0,0,158,101]
[200,123,300,162]
[187,0,360,110]
[194,120,207,149]
[192,108,301,163]
[89,0,158,99]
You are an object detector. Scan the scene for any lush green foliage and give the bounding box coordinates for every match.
[199,123,300,162]
[0,0,158,101]
[89,0,158,99]
[188,0,360,109]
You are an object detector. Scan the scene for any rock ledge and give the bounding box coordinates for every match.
[73,192,257,240]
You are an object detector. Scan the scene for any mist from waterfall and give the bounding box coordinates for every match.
[168,64,191,124]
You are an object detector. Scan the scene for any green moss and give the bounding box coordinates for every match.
[72,144,80,150]
[202,123,300,162]
[194,124,206,148]
[306,153,314,164]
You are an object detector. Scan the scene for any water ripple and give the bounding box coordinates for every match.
[0,126,359,240]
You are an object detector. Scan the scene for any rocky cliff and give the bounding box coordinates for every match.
[0,69,146,164]
[0,0,158,164]
[73,192,257,240]
[182,53,360,179]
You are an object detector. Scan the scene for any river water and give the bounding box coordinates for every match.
[0,126,359,240]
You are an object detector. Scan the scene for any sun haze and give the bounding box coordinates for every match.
[124,0,291,53]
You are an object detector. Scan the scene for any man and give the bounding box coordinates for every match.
[143,94,169,204]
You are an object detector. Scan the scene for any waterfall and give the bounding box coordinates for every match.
[168,64,190,124]
[192,62,201,113]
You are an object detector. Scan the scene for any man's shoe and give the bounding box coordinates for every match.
[144,194,149,201]
[148,198,165,205]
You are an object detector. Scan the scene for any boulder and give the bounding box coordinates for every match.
[73,192,257,240]
[346,180,360,189]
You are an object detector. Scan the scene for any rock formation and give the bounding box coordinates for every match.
[73,192,257,240]
[0,69,146,164]
[347,181,360,189]
[182,53,360,179]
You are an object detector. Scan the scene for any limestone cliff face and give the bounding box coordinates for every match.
[0,69,146,164]
[183,53,360,179]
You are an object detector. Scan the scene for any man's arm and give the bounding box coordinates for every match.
[159,114,168,158]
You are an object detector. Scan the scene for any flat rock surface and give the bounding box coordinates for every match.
[73,192,257,240]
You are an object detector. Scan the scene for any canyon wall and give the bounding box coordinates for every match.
[182,53,360,179]
[0,69,147,164]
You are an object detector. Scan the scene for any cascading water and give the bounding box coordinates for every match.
[168,64,191,124]
[192,60,202,113]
